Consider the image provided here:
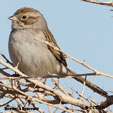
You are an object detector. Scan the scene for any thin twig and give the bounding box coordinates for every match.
[0,52,13,66]
[80,76,87,100]
[82,0,113,7]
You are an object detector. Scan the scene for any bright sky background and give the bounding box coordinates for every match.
[0,0,113,112]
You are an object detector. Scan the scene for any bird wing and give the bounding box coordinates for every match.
[42,28,67,67]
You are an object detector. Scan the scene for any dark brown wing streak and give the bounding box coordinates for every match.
[42,29,67,67]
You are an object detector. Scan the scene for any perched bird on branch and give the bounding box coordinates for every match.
[8,7,76,77]
[8,7,107,96]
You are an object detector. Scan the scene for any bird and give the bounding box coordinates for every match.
[8,7,75,77]
[8,7,107,96]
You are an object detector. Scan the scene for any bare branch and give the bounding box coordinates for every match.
[82,0,113,7]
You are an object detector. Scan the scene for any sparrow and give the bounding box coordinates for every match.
[8,7,107,96]
[8,7,75,77]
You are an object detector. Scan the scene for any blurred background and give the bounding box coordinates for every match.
[0,0,113,112]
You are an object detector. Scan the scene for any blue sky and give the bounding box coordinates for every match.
[0,0,113,111]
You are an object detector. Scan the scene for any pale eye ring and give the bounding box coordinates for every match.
[21,15,27,20]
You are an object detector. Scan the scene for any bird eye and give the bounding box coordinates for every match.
[21,15,27,19]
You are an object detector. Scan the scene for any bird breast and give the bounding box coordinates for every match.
[8,29,59,77]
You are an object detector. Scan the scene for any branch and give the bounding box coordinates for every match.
[0,57,111,112]
[35,38,109,97]
[82,0,113,7]
[35,38,113,79]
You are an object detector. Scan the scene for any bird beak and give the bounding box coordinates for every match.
[8,16,18,21]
